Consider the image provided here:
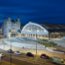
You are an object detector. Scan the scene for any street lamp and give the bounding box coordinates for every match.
[35,30,39,56]
[0,53,3,64]
[8,32,12,65]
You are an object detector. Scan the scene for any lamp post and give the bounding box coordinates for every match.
[8,33,12,65]
[29,29,39,56]
[0,53,3,64]
[35,30,39,56]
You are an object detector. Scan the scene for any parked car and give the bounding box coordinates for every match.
[51,57,65,65]
[40,54,50,59]
[26,52,34,57]
[14,51,21,55]
[7,49,14,53]
[0,53,5,59]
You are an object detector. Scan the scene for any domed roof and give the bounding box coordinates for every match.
[21,22,48,35]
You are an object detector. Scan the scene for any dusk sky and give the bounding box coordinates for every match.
[0,0,65,24]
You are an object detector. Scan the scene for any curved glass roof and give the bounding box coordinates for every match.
[21,22,48,35]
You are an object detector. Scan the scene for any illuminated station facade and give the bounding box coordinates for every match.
[2,18,65,39]
[21,22,65,39]
[21,22,48,39]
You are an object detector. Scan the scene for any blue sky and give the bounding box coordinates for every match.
[0,0,65,24]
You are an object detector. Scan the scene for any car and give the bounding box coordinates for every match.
[0,53,5,59]
[14,51,21,55]
[26,52,34,57]
[40,54,50,59]
[51,57,65,65]
[7,49,14,53]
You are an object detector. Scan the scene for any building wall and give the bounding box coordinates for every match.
[3,18,21,38]
[0,28,3,38]
[3,18,11,37]
[49,32,65,39]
